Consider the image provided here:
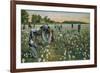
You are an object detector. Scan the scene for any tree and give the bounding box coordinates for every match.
[32,14,36,27]
[31,14,56,26]
[44,16,48,23]
[43,16,55,24]
[32,14,42,27]
[37,15,42,23]
[21,10,29,29]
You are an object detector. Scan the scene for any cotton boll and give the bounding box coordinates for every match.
[38,58,41,62]
[59,34,63,37]
[22,58,25,63]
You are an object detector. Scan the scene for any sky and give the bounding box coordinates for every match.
[25,10,90,23]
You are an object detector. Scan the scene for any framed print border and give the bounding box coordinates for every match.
[10,1,97,72]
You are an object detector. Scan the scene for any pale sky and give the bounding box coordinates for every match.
[25,10,90,23]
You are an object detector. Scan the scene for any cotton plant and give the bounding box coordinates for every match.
[21,24,90,62]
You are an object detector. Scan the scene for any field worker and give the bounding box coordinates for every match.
[78,24,81,33]
[41,24,50,33]
[29,29,38,59]
[40,24,52,43]
[71,24,73,29]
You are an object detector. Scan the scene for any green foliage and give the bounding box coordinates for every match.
[62,21,89,24]
[21,10,29,24]
[31,15,55,25]
[32,14,41,24]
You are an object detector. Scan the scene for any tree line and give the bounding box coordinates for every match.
[21,10,55,29]
[21,10,89,29]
